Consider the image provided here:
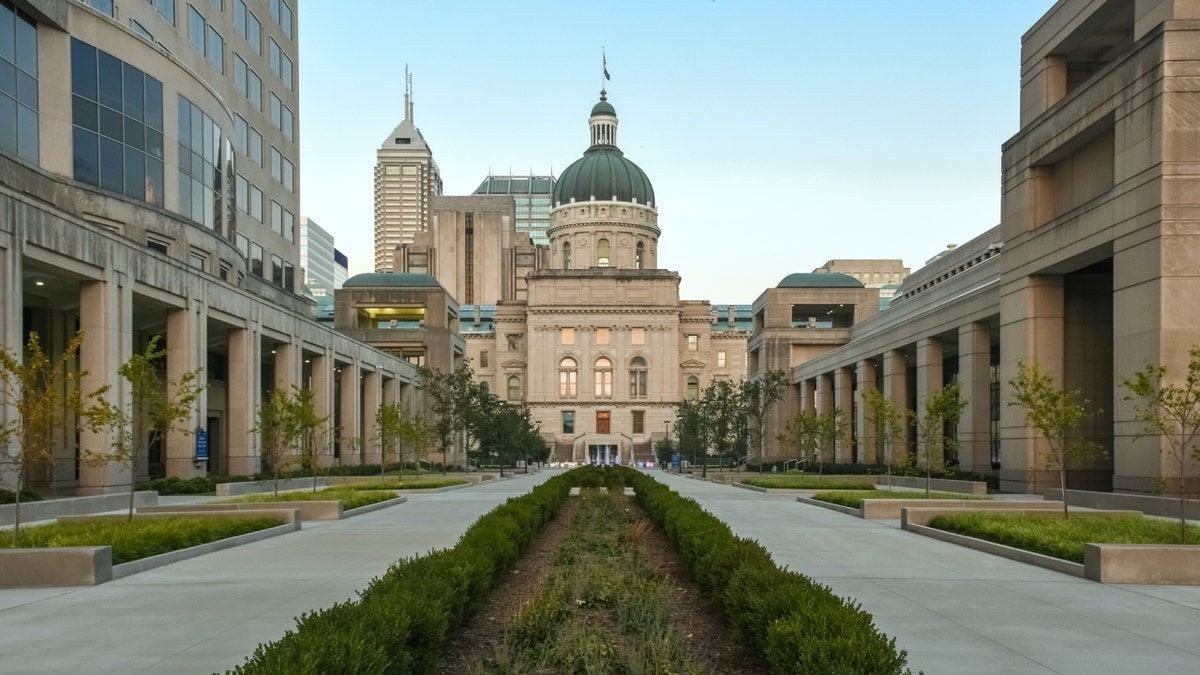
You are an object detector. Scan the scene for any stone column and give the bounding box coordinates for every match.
[916,337,944,467]
[226,325,260,476]
[958,322,992,473]
[360,370,380,467]
[274,340,299,392]
[1000,275,1064,493]
[881,349,908,467]
[834,367,855,463]
[309,350,334,468]
[339,362,361,466]
[0,235,19,491]
[856,359,878,464]
[78,275,133,494]
[165,303,207,479]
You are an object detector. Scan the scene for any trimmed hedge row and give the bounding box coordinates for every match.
[226,472,572,674]
[624,467,912,675]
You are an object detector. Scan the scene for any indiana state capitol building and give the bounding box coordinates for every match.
[408,92,751,464]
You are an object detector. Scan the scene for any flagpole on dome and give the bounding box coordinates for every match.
[601,48,610,100]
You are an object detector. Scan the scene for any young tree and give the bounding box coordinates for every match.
[83,336,204,520]
[0,331,91,544]
[1009,361,1103,517]
[255,387,302,498]
[813,406,849,484]
[416,363,477,471]
[1121,346,1200,542]
[291,387,330,493]
[777,409,819,473]
[914,382,968,498]
[863,386,907,488]
[745,369,788,472]
[376,402,404,480]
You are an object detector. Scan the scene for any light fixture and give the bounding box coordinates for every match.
[34,280,44,286]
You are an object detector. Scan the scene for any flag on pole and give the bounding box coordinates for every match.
[603,53,610,81]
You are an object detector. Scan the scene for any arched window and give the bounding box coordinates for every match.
[594,356,613,398]
[635,241,644,269]
[562,241,571,270]
[597,238,611,267]
[686,376,700,401]
[629,356,647,398]
[507,376,521,401]
[559,357,578,397]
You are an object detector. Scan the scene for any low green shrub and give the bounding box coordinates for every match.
[227,470,572,674]
[624,467,912,675]
[813,490,982,508]
[929,511,1200,563]
[0,515,281,564]
[742,476,877,490]
[219,488,397,510]
[0,488,42,504]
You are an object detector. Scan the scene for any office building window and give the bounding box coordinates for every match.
[188,6,204,54]
[687,376,699,401]
[81,0,115,16]
[148,0,176,25]
[562,410,574,434]
[2,1,38,163]
[687,334,699,351]
[177,95,226,231]
[480,350,489,368]
[249,184,262,221]
[717,351,726,368]
[70,39,164,206]
[559,357,578,398]
[562,241,571,269]
[596,327,609,345]
[629,356,647,398]
[248,241,263,276]
[206,25,224,72]
[636,241,644,269]
[597,238,610,267]
[594,357,613,398]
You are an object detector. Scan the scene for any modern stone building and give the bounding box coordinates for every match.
[748,0,1200,495]
[0,0,419,493]
[373,69,442,270]
[299,216,340,297]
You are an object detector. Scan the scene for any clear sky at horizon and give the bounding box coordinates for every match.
[298,1,1053,304]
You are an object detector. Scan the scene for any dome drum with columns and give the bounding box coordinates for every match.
[547,91,659,270]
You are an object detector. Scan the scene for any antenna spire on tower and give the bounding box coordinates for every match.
[404,65,414,122]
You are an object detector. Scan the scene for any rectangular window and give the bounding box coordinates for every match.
[631,327,645,345]
[632,411,644,435]
[4,2,40,163]
[247,68,261,109]
[717,350,727,368]
[150,0,176,26]
[249,184,263,221]
[233,113,247,152]
[234,54,247,95]
[189,250,206,270]
[283,208,293,242]
[235,232,248,257]
[480,351,489,368]
[687,334,699,351]
[235,173,247,211]
[280,52,293,90]
[270,146,281,181]
[247,9,261,53]
[247,126,262,165]
[207,26,223,72]
[249,241,263,276]
[233,0,246,35]
[561,327,574,345]
[269,37,280,77]
[283,261,294,291]
[596,327,609,345]
[270,92,280,128]
[278,0,292,39]
[270,199,282,235]
[188,6,204,54]
[562,411,574,435]
[281,103,293,141]
[282,155,293,191]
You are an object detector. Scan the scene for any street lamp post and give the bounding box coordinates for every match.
[664,419,671,471]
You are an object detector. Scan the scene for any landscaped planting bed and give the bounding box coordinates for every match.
[814,490,984,508]
[337,478,467,491]
[219,488,397,510]
[228,466,911,674]
[0,515,281,564]
[741,476,877,490]
[928,511,1200,564]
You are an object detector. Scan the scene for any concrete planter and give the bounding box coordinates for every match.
[0,491,158,526]
[875,475,988,496]
[215,478,328,496]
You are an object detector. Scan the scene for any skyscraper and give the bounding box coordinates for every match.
[473,174,556,245]
[374,69,442,271]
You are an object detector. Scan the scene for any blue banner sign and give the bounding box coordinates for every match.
[195,428,209,461]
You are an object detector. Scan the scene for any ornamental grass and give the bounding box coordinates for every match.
[813,490,984,508]
[742,476,877,490]
[219,488,397,510]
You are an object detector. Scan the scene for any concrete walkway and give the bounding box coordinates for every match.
[652,471,1200,675]
[0,471,554,674]
[4,470,1200,674]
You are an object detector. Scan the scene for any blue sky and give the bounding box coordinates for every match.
[298,1,1052,304]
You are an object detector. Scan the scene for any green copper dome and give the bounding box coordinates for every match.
[553,145,655,206]
[591,99,616,117]
[343,272,442,288]
[777,273,864,288]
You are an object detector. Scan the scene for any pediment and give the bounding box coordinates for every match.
[679,359,707,369]
[501,359,527,369]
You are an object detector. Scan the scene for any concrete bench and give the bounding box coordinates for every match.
[1084,544,1200,584]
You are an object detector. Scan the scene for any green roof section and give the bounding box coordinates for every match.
[777,272,864,288]
[591,100,616,117]
[342,272,442,288]
[553,145,655,206]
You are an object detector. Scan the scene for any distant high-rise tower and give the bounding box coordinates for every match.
[374,68,442,271]
[473,174,556,245]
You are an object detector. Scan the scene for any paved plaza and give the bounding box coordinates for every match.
[3,470,1200,674]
